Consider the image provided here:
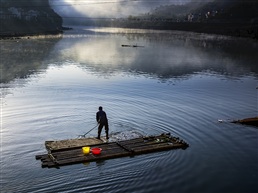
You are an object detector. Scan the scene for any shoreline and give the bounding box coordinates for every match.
[0,29,63,40]
[0,27,73,40]
[112,22,258,40]
[1,23,257,40]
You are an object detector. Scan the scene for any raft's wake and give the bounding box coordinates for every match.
[109,130,144,142]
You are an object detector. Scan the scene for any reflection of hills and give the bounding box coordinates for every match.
[60,29,258,79]
[0,37,61,83]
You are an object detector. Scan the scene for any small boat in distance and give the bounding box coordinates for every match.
[121,44,144,48]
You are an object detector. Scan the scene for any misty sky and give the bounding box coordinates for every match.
[49,0,193,18]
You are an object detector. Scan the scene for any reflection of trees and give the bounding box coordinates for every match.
[2,28,256,87]
[73,30,258,79]
[0,37,61,83]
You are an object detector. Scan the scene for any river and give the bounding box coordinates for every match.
[1,27,257,193]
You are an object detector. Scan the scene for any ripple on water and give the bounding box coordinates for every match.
[1,29,257,193]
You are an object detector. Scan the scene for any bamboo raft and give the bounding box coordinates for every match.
[232,117,258,127]
[36,133,189,168]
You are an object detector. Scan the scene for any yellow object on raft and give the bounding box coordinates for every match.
[82,146,90,155]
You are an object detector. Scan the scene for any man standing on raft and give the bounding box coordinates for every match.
[96,106,109,140]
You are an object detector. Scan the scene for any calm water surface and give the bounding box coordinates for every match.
[1,27,258,193]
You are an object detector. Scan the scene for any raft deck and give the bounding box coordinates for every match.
[36,133,189,168]
[45,137,106,152]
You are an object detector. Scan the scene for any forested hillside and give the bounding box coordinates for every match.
[0,0,63,38]
[112,0,258,39]
[141,0,257,22]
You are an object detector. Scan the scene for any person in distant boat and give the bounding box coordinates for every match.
[96,106,109,140]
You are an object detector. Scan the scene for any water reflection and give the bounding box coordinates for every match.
[0,37,61,84]
[1,28,257,85]
[1,28,257,193]
[55,28,258,79]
